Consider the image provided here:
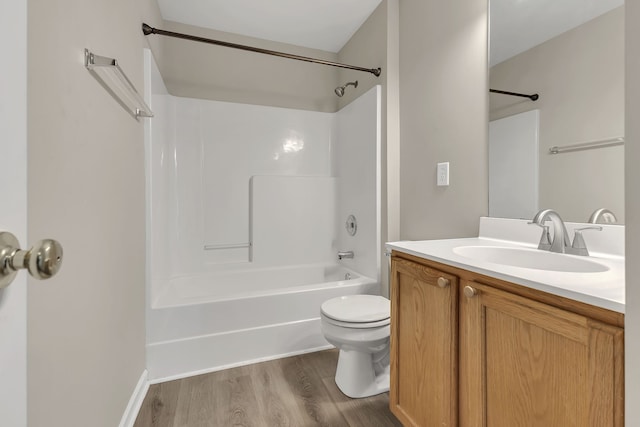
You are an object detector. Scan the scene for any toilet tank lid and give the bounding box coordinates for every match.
[321,295,390,323]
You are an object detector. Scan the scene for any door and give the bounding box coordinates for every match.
[390,257,459,427]
[460,281,624,427]
[0,0,28,425]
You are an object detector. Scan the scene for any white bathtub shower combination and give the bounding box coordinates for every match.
[144,50,382,381]
[148,266,378,379]
[155,265,370,306]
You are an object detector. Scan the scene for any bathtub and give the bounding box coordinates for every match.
[146,263,379,382]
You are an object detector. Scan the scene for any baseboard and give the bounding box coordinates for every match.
[119,369,149,427]
[147,317,331,382]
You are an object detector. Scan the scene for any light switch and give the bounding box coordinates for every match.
[437,162,450,186]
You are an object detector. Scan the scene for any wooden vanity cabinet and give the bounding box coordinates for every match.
[389,257,459,427]
[390,252,624,427]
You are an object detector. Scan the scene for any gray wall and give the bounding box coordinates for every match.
[490,7,624,223]
[626,0,640,423]
[399,0,489,240]
[27,0,162,425]
[385,1,401,247]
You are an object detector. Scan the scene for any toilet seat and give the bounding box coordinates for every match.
[321,295,390,329]
[321,313,390,329]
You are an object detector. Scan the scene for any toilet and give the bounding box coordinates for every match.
[320,294,391,398]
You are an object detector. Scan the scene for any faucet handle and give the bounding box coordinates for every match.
[570,226,603,256]
[575,226,603,232]
[528,221,552,250]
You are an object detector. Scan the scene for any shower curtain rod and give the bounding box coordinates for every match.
[490,88,539,101]
[142,23,382,77]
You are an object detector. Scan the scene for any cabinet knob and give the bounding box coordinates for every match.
[437,277,450,288]
[463,285,477,298]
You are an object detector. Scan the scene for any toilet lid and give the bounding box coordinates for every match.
[321,295,390,323]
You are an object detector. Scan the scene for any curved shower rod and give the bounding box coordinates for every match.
[142,23,382,77]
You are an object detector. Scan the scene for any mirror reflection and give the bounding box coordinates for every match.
[489,0,625,223]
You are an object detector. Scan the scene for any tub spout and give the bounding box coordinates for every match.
[338,251,354,260]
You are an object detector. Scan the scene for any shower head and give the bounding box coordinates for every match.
[334,81,358,97]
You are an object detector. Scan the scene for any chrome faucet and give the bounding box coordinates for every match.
[529,209,572,253]
[588,208,617,224]
[530,209,603,256]
[337,251,354,260]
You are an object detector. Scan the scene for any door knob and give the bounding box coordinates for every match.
[0,231,63,288]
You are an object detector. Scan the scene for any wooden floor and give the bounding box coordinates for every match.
[134,349,403,427]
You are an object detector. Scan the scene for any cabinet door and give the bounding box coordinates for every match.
[460,281,624,427]
[390,257,459,427]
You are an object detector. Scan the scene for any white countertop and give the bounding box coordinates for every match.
[386,218,625,314]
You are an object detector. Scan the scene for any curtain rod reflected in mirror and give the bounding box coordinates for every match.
[490,88,539,101]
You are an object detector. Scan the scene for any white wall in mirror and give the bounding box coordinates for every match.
[489,110,539,219]
[490,5,624,223]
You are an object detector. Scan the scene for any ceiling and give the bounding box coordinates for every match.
[490,0,624,66]
[157,0,623,64]
[156,0,383,53]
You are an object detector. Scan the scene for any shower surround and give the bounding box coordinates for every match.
[144,50,381,381]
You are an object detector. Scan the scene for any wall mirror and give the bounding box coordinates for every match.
[489,0,625,224]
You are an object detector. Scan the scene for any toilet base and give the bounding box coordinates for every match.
[334,348,390,398]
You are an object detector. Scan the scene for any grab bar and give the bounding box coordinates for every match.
[204,243,251,250]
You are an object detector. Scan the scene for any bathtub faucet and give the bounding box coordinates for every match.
[338,251,354,260]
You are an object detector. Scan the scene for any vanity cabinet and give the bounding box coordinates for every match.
[390,252,624,427]
[389,257,459,427]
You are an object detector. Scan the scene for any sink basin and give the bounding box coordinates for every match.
[452,246,609,273]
